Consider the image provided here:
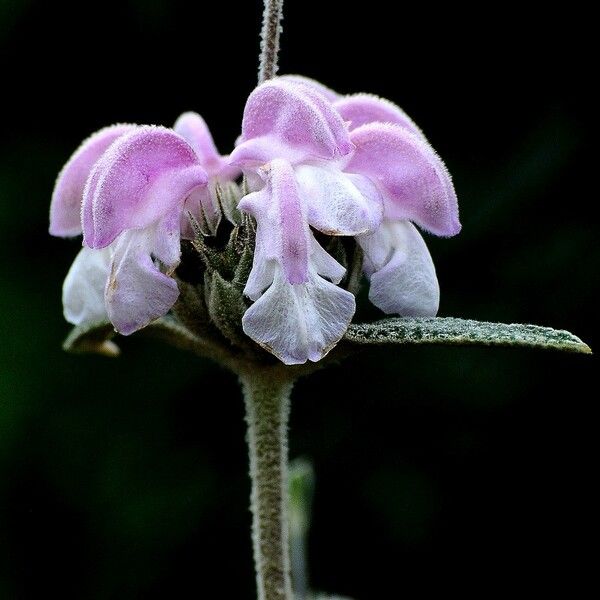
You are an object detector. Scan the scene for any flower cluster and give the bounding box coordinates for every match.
[50,114,239,334]
[50,76,460,365]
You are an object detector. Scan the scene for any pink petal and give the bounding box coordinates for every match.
[241,267,355,365]
[230,137,325,169]
[295,165,383,236]
[105,229,179,335]
[279,74,341,101]
[50,124,135,237]
[82,126,208,248]
[359,221,439,316]
[335,94,425,138]
[239,159,309,285]
[235,79,352,165]
[173,111,240,180]
[173,112,221,168]
[346,123,461,237]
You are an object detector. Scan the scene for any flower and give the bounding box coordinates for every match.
[50,77,460,367]
[282,76,461,314]
[231,77,460,364]
[230,79,382,364]
[50,114,237,334]
[239,159,357,364]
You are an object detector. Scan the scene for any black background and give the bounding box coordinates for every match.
[0,1,596,598]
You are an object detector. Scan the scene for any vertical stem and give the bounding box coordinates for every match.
[241,369,295,600]
[258,0,284,83]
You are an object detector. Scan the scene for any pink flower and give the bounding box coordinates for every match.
[231,77,460,364]
[50,76,460,367]
[239,159,356,364]
[50,114,237,334]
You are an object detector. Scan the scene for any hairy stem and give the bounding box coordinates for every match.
[258,0,284,83]
[241,369,295,600]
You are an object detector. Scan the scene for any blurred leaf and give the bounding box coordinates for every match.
[62,321,119,357]
[345,317,591,354]
[289,458,315,537]
[289,458,315,600]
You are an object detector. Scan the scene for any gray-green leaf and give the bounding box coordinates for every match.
[344,317,591,354]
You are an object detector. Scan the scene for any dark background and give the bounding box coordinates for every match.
[0,1,596,598]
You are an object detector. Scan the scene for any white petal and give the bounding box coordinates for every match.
[242,193,279,300]
[105,230,179,335]
[356,223,395,275]
[295,165,382,236]
[151,203,183,270]
[244,252,277,301]
[242,267,355,365]
[62,246,112,326]
[367,221,439,316]
[310,237,346,284]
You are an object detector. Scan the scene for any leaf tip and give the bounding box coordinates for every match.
[578,342,592,355]
[62,322,120,357]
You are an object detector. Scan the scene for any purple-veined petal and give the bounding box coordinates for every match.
[242,267,355,365]
[105,229,179,335]
[295,164,383,236]
[358,221,439,316]
[346,123,460,237]
[239,159,309,285]
[335,94,425,138]
[174,111,240,181]
[279,74,341,101]
[234,79,352,165]
[62,245,112,326]
[82,126,208,248]
[50,124,135,237]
